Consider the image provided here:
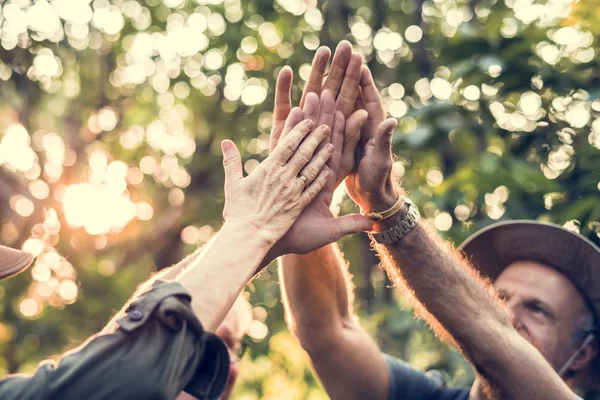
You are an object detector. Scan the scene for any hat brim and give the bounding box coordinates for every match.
[0,246,34,280]
[459,220,600,387]
[459,220,600,314]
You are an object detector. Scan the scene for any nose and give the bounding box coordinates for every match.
[502,298,522,328]
[505,303,517,326]
[504,301,530,340]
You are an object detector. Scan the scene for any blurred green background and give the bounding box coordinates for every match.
[0,0,599,398]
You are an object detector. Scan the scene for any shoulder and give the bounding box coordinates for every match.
[383,354,439,400]
[384,354,470,400]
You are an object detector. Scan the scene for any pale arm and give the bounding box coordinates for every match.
[175,220,271,331]
[100,223,267,334]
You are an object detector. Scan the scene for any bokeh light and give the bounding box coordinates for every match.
[0,0,599,396]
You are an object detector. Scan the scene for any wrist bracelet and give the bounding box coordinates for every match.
[361,196,404,221]
[369,198,421,245]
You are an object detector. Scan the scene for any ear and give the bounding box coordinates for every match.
[569,337,598,372]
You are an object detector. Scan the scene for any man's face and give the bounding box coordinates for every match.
[214,296,252,400]
[494,261,589,371]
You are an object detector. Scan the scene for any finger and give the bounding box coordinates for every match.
[339,109,368,178]
[336,52,364,118]
[324,111,345,198]
[355,87,366,110]
[302,91,320,124]
[270,119,315,164]
[317,90,336,132]
[313,90,336,153]
[300,47,331,108]
[360,66,386,140]
[331,111,345,159]
[270,66,294,151]
[332,214,374,239]
[323,41,353,97]
[298,143,335,189]
[359,66,383,112]
[301,167,331,206]
[221,140,243,188]
[374,118,398,153]
[275,107,304,149]
[273,66,293,123]
[286,124,331,175]
[329,111,345,170]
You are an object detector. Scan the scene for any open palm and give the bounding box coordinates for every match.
[345,67,399,214]
[265,42,372,262]
[268,92,369,258]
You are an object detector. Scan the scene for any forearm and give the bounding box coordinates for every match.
[375,214,505,352]
[376,212,572,398]
[279,244,389,400]
[279,243,354,347]
[176,220,271,331]
[159,244,206,281]
[107,221,269,333]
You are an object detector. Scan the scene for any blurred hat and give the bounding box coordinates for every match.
[0,245,33,280]
[459,220,600,387]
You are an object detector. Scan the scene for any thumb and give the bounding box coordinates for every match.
[375,118,398,153]
[222,139,243,188]
[332,214,373,239]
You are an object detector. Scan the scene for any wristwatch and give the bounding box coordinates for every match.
[369,198,421,245]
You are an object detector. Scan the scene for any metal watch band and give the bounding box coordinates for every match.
[369,198,421,245]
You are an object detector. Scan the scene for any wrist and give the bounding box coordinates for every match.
[265,238,335,267]
[362,191,413,232]
[372,205,409,232]
[369,198,421,244]
[222,218,276,253]
[359,187,405,214]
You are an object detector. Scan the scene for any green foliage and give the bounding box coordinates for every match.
[0,0,599,398]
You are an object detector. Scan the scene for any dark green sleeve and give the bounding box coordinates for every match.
[0,281,229,400]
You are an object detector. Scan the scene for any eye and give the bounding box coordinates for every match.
[497,292,508,302]
[527,303,547,316]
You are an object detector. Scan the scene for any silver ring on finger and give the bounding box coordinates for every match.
[298,174,308,188]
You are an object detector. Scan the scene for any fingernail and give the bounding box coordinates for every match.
[306,120,315,129]
[322,126,331,135]
[327,143,335,152]
[221,140,231,151]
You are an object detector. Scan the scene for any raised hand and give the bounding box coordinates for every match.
[222,112,333,247]
[264,94,371,259]
[345,67,401,216]
[270,40,363,149]
[264,42,372,260]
